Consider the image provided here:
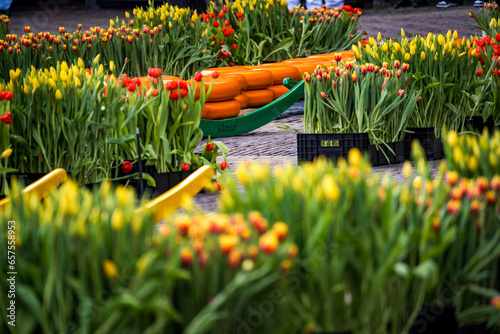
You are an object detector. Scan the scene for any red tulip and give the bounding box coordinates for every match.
[0,112,12,125]
[194,72,203,82]
[170,90,179,100]
[127,82,137,92]
[205,143,214,151]
[476,69,484,76]
[212,71,220,79]
[151,89,159,97]
[182,163,189,171]
[221,161,228,170]
[180,88,188,97]
[122,161,133,174]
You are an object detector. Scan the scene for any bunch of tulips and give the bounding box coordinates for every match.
[0,0,362,81]
[0,15,9,39]
[304,57,420,145]
[1,57,226,190]
[217,132,500,333]
[354,30,484,134]
[0,179,294,333]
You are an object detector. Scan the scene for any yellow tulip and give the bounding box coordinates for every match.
[437,34,445,46]
[61,61,69,72]
[404,53,410,61]
[110,19,115,27]
[468,156,478,173]
[401,28,405,38]
[421,51,426,60]
[382,43,388,52]
[102,260,118,280]
[447,131,458,147]
[32,78,40,92]
[60,70,68,82]
[322,174,340,201]
[377,32,382,42]
[9,69,21,80]
[111,208,124,231]
[93,54,101,65]
[55,89,62,100]
[1,149,12,159]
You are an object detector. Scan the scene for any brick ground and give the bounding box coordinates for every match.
[6,3,464,211]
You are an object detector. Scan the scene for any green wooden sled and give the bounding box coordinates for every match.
[199,78,304,138]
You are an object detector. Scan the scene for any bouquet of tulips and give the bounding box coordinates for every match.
[1,58,226,190]
[0,15,9,39]
[161,212,295,333]
[5,57,112,185]
[0,181,168,334]
[218,139,500,332]
[466,35,500,124]
[0,179,294,333]
[304,58,420,145]
[443,129,500,178]
[354,30,482,135]
[0,88,14,194]
[0,0,364,81]
[469,2,499,38]
[286,5,363,59]
[218,153,444,333]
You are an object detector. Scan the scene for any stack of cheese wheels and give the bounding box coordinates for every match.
[195,52,351,120]
[186,76,242,120]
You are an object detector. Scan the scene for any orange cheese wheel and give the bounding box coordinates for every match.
[282,57,328,63]
[235,94,248,109]
[266,85,289,100]
[220,73,248,92]
[236,70,274,90]
[162,75,182,81]
[188,77,241,102]
[241,89,274,108]
[202,99,241,120]
[247,66,301,85]
[200,66,250,77]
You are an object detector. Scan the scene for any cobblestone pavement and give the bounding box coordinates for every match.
[7,3,460,211]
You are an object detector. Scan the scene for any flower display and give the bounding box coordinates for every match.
[354,31,485,134]
[304,58,420,145]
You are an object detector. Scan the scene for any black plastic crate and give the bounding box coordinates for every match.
[368,140,408,166]
[406,127,444,161]
[297,133,409,166]
[153,170,195,194]
[297,133,371,162]
[462,116,496,134]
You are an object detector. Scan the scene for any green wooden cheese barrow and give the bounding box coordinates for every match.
[199,78,305,138]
